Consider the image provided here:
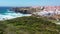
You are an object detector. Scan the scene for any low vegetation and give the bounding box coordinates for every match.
[0,16,60,34]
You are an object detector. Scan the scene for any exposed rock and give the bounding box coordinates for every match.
[9,7,43,14]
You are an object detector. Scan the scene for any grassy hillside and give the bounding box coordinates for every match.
[0,16,60,34]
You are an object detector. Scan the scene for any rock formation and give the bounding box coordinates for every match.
[9,7,43,14]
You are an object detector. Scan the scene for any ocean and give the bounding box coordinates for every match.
[0,7,31,20]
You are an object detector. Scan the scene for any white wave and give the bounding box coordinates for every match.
[0,11,31,21]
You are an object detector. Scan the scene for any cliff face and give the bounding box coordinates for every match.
[9,6,60,14]
[9,6,60,21]
[9,7,43,14]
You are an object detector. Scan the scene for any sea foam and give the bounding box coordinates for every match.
[0,10,31,21]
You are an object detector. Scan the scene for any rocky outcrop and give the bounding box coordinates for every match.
[9,7,44,14]
[9,6,60,14]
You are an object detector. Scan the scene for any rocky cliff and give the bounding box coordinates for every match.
[9,7,43,14]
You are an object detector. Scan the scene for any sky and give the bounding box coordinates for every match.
[0,0,60,7]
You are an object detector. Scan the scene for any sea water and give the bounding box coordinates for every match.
[0,7,31,20]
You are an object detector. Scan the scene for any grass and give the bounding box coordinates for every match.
[0,16,60,34]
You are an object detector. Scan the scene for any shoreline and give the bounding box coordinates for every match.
[0,13,32,21]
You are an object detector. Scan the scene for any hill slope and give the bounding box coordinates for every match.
[0,16,60,34]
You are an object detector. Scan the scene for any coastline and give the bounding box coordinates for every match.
[0,13,32,21]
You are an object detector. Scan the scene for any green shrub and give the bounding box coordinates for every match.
[0,16,60,34]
